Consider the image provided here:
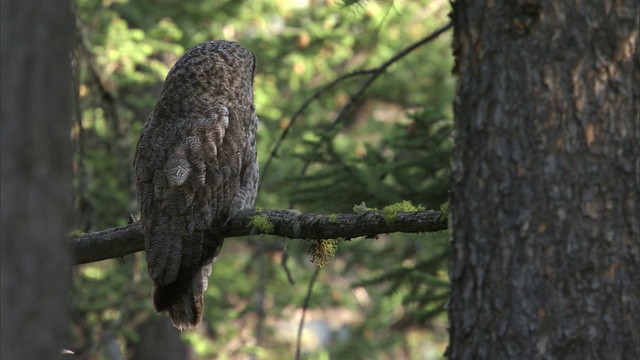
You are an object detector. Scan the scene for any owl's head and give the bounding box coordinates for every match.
[159,40,256,113]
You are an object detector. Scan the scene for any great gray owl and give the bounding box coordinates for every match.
[134,40,258,330]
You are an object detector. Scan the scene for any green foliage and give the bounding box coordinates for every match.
[290,107,454,214]
[70,255,152,356]
[71,0,454,358]
[355,234,450,323]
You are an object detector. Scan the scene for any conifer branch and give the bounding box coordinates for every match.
[259,22,453,189]
[259,69,377,192]
[70,209,447,265]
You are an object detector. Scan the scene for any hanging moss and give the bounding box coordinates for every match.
[309,239,339,268]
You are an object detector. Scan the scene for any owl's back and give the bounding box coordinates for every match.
[134,41,258,329]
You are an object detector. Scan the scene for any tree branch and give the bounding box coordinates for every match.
[69,209,447,266]
[259,22,453,189]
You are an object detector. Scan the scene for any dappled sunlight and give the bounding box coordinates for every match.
[70,0,453,358]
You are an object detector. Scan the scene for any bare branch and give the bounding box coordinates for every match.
[258,69,377,192]
[259,22,453,189]
[295,266,320,360]
[70,209,447,266]
[296,22,454,180]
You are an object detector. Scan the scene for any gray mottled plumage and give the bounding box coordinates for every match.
[134,41,258,330]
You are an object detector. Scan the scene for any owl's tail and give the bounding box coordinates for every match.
[148,230,223,330]
[152,264,212,331]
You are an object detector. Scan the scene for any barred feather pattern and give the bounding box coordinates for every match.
[134,41,258,330]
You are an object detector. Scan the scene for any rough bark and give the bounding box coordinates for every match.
[70,209,447,265]
[448,1,639,359]
[0,0,74,358]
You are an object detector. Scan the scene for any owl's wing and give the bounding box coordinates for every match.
[140,105,230,287]
[228,112,259,218]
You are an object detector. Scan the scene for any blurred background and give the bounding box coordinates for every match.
[70,0,454,358]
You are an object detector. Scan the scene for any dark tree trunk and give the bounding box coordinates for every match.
[129,317,193,360]
[448,1,639,359]
[0,0,74,358]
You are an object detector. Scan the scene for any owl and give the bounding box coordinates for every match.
[134,41,258,330]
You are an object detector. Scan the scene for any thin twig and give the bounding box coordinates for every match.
[262,23,453,189]
[295,22,454,183]
[260,23,453,314]
[281,239,296,285]
[75,13,137,213]
[71,24,94,232]
[276,24,453,282]
[258,69,377,193]
[252,239,266,360]
[295,267,321,360]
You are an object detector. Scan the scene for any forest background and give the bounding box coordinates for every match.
[71,0,453,358]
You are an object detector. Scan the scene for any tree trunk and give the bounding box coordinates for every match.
[129,317,193,360]
[448,1,639,359]
[0,0,74,358]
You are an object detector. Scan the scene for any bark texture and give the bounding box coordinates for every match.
[0,0,74,358]
[449,1,639,359]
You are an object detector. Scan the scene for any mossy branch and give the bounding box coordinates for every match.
[69,208,447,266]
